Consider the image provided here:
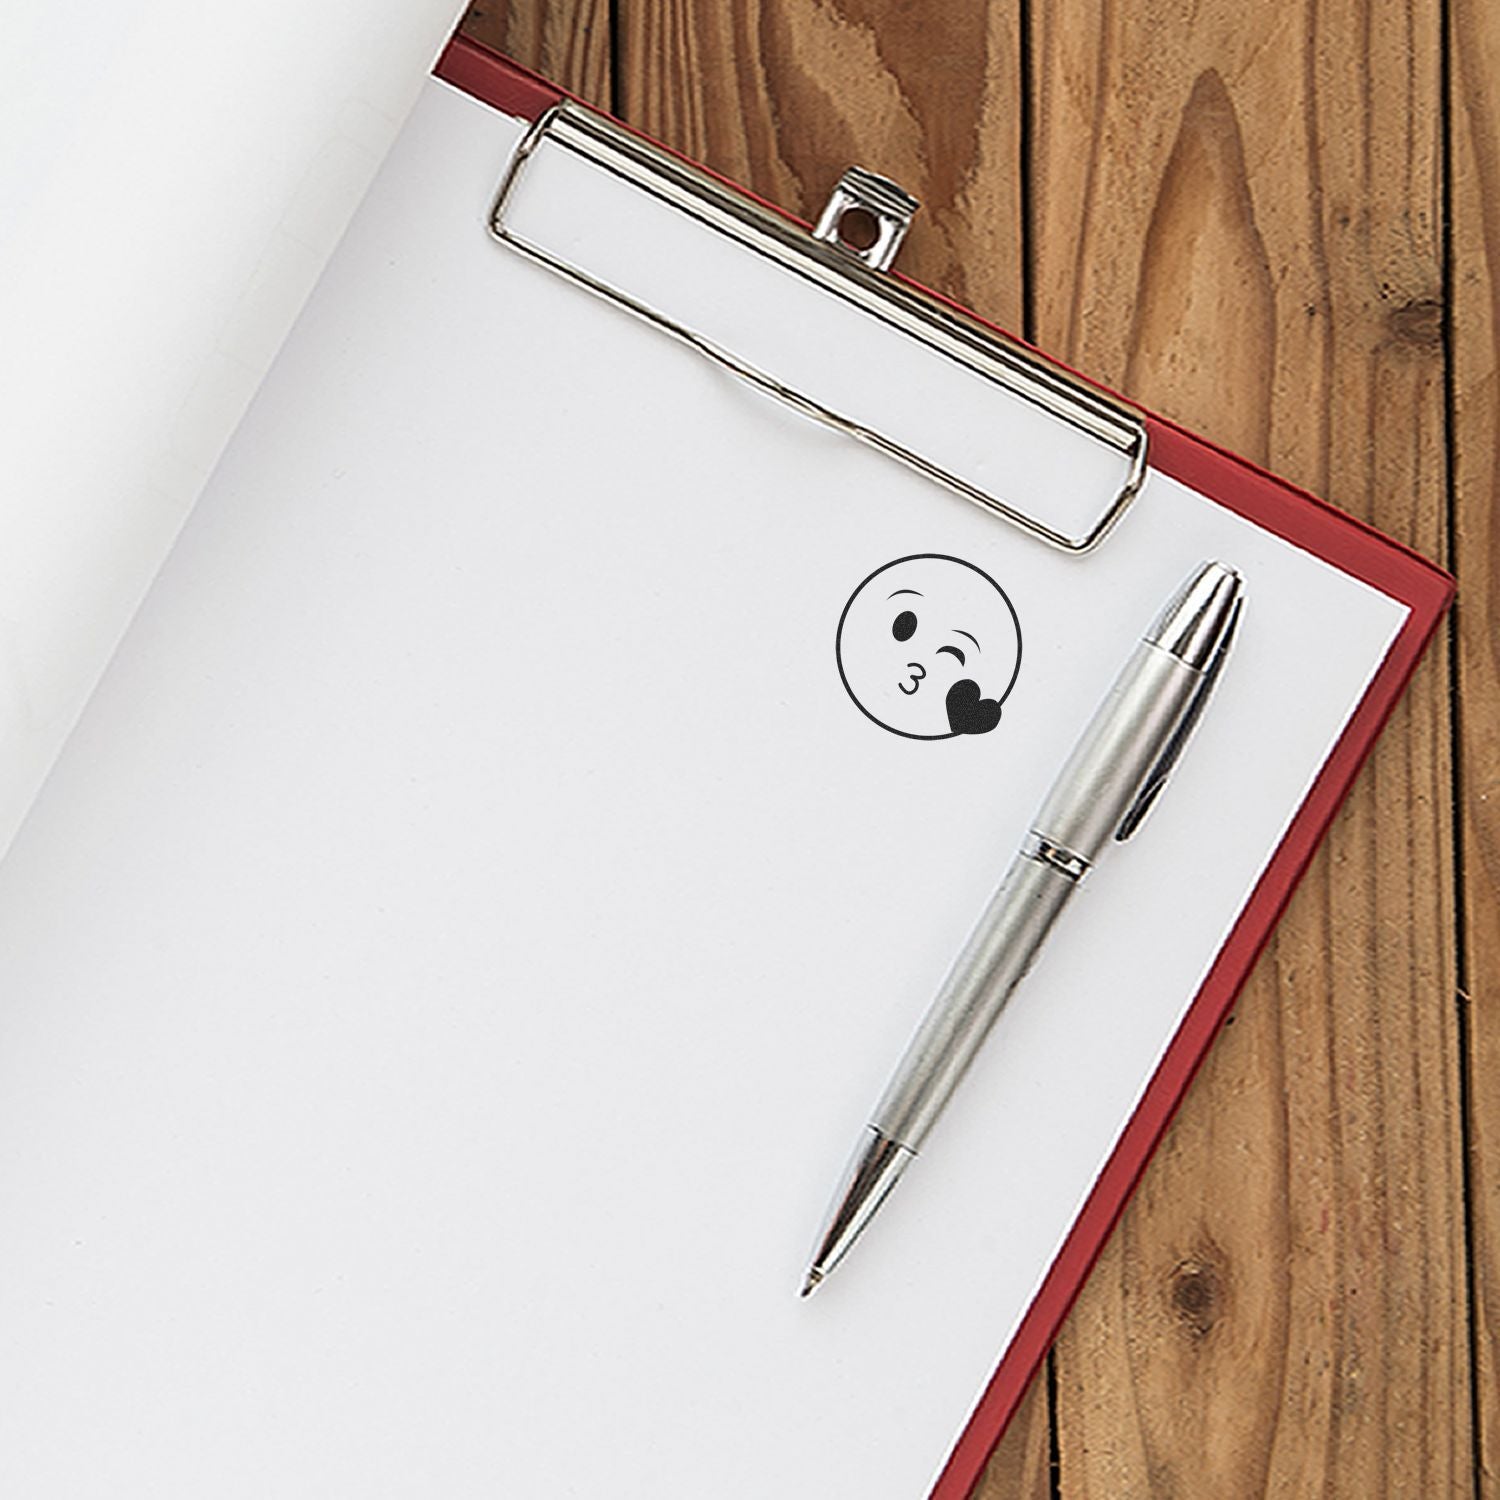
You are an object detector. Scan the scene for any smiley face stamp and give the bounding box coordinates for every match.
[836,555,1021,739]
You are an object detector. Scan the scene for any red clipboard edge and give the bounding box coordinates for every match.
[933,442,1450,1497]
[433,32,1455,1498]
[434,34,563,122]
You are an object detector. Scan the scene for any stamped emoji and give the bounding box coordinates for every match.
[835,554,1022,740]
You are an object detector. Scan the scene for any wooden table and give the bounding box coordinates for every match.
[458,2,1496,1492]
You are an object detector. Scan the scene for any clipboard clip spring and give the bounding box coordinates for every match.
[811,167,918,273]
[489,103,1149,555]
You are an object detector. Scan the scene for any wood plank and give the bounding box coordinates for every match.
[1453,0,1500,1490]
[614,0,1025,332]
[459,0,612,104]
[612,3,1045,1492]
[1030,2,1467,1494]
[969,1374,1052,1500]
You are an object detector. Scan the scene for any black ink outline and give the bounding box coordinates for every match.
[835,554,1023,741]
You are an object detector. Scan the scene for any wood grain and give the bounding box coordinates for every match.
[614,0,1025,333]
[1031,2,1466,1494]
[1453,0,1500,1491]
[460,0,612,103]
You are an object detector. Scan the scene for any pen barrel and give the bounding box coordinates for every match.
[872,851,1076,1150]
[1032,640,1203,864]
[870,644,1204,1153]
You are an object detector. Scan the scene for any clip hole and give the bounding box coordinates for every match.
[837,206,881,252]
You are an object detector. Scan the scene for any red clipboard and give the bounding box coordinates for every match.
[436,32,1452,1498]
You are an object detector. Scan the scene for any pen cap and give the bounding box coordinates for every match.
[1031,563,1242,867]
[1144,562,1243,670]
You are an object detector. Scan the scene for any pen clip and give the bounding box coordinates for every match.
[1115,596,1243,842]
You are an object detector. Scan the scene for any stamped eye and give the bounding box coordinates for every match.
[937,644,967,666]
[892,610,917,642]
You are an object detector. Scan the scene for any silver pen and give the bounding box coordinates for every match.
[801,560,1244,1296]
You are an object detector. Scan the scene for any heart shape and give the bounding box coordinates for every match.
[945,678,1002,736]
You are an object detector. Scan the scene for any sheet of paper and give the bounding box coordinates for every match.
[0,82,1407,1497]
[0,0,464,862]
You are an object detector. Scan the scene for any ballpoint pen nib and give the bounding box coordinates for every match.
[799,1268,823,1298]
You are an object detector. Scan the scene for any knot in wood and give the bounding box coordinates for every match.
[1167,1252,1227,1340]
[1385,295,1443,350]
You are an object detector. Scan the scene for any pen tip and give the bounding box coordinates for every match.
[800,1269,823,1299]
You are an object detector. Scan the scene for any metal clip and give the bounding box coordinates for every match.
[812,168,918,273]
[489,102,1150,554]
[1115,595,1244,841]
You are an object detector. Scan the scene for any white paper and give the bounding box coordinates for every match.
[0,0,465,861]
[0,82,1407,1497]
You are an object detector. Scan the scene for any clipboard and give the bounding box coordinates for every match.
[438,37,1452,1485]
[0,30,1452,1500]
